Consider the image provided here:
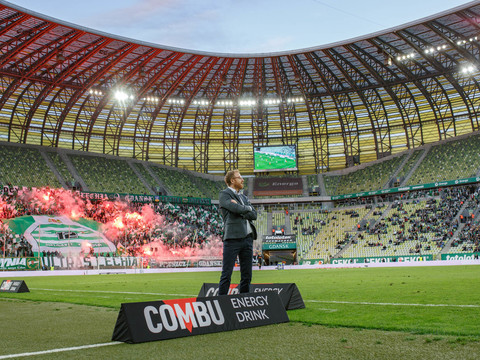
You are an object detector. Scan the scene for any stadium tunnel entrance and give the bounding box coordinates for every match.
[262,249,296,265]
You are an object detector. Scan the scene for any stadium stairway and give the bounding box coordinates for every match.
[441,201,479,254]
[267,212,273,234]
[333,231,359,259]
[400,146,431,186]
[285,211,291,234]
[60,151,89,191]
[126,160,155,195]
[336,201,395,259]
[331,206,377,259]
[302,176,309,196]
[144,164,171,196]
[376,202,394,224]
[383,151,412,189]
[318,174,327,196]
[247,177,254,198]
[39,149,67,189]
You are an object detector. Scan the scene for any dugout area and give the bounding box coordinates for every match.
[262,249,297,265]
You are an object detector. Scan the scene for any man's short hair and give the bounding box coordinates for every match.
[224,170,239,186]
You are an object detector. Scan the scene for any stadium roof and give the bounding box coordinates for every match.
[0,0,480,175]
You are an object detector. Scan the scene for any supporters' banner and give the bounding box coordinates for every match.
[41,256,138,269]
[253,177,303,196]
[112,293,289,343]
[330,255,433,264]
[148,259,223,268]
[73,190,156,203]
[5,215,116,256]
[0,280,29,293]
[1,186,211,205]
[198,283,305,310]
[157,195,211,205]
[0,257,40,270]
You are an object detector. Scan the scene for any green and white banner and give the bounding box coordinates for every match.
[441,253,479,261]
[6,215,116,256]
[330,255,433,264]
[331,176,480,200]
[0,257,40,270]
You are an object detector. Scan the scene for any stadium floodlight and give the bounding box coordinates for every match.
[263,98,280,106]
[457,37,477,46]
[114,90,129,102]
[460,64,476,74]
[193,99,210,106]
[143,96,160,103]
[216,100,234,107]
[88,89,103,96]
[239,99,256,107]
[167,98,185,105]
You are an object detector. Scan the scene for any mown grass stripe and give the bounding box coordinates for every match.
[306,300,480,308]
[30,288,197,297]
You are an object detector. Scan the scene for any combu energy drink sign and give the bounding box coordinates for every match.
[198,283,305,310]
[112,293,289,343]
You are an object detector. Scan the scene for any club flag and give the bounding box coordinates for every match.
[5,215,116,256]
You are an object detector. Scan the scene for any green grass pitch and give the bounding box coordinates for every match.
[1,265,479,359]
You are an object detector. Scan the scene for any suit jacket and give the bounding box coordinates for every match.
[219,188,257,241]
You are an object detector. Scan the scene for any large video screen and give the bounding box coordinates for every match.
[254,145,297,172]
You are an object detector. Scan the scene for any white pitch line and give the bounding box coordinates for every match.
[30,289,480,308]
[0,342,122,359]
[306,300,480,308]
[30,288,197,297]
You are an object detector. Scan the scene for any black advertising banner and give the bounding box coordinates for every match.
[0,280,29,293]
[253,177,303,196]
[112,292,289,344]
[198,283,305,310]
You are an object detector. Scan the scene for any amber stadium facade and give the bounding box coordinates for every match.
[1,1,480,175]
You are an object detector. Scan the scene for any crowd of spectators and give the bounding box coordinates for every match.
[449,187,480,253]
[362,185,479,254]
[0,186,224,258]
[1,233,34,257]
[1,183,479,260]
[292,215,320,236]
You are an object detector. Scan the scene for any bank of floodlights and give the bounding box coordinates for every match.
[457,36,478,46]
[460,64,476,75]
[114,89,134,102]
[88,89,103,96]
[396,52,416,61]
[142,96,160,103]
[192,99,210,106]
[167,98,185,105]
[424,44,448,54]
[216,100,234,107]
[238,99,256,107]
[263,97,304,106]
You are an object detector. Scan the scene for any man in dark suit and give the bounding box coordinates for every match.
[218,169,257,295]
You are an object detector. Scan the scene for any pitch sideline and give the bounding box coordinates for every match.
[0,342,122,359]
